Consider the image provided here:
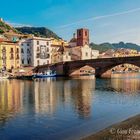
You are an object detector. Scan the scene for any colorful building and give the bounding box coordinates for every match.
[0,41,20,70]
[20,37,52,67]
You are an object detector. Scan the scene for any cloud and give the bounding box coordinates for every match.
[6,21,32,27]
[58,7,140,29]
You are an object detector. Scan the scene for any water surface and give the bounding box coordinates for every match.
[0,74,140,140]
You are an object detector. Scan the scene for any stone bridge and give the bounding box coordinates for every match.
[33,56,140,77]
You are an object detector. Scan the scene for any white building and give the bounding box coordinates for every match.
[66,44,99,61]
[20,37,52,67]
[19,39,32,66]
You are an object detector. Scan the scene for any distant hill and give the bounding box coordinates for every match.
[16,27,61,39]
[90,42,140,53]
[0,18,19,34]
[0,18,61,39]
[112,42,140,51]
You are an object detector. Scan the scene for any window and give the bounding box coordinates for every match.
[22,59,24,64]
[16,54,19,59]
[37,47,40,51]
[17,48,19,53]
[85,31,87,36]
[27,43,30,46]
[11,66,14,69]
[21,48,24,53]
[37,41,39,45]
[27,58,31,64]
[46,54,50,58]
[36,53,40,58]
[46,42,49,45]
[10,48,14,53]
[27,49,30,54]
[10,54,14,59]
[86,52,88,56]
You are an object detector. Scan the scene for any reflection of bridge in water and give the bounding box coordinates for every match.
[33,56,140,77]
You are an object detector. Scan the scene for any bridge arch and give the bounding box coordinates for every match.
[96,62,140,77]
[64,58,140,77]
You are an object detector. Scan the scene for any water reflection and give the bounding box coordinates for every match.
[0,80,22,126]
[111,74,140,93]
[0,76,140,139]
[34,78,95,118]
[71,78,95,118]
[0,78,95,124]
[34,78,63,115]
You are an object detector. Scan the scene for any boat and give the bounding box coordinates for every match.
[33,70,57,79]
[16,75,33,80]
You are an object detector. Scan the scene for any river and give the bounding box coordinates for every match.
[0,73,140,140]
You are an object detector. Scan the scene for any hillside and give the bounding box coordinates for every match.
[113,42,140,51]
[0,18,61,39]
[90,42,140,53]
[0,18,19,34]
[16,27,61,39]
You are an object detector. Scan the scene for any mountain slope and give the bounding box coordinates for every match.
[16,27,61,39]
[0,18,19,34]
[90,42,115,52]
[112,42,140,51]
[90,42,140,52]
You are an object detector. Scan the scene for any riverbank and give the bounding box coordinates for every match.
[82,114,140,140]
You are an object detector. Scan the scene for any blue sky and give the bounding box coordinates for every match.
[1,0,140,44]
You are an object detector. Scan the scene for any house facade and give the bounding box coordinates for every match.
[0,41,20,70]
[20,37,52,67]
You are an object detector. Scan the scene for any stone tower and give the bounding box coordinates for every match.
[77,28,89,46]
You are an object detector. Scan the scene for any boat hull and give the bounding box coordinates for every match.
[33,74,57,79]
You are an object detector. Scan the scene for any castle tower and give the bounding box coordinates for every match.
[77,28,89,46]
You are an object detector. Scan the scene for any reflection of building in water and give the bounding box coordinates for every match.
[0,80,22,124]
[20,81,34,113]
[71,79,95,118]
[55,80,72,105]
[34,79,58,115]
[111,74,140,93]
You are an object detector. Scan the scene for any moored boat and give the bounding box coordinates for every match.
[16,75,33,80]
[33,70,56,79]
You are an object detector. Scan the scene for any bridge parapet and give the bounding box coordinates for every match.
[33,56,140,77]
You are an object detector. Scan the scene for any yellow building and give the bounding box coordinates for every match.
[51,38,69,46]
[0,41,20,70]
